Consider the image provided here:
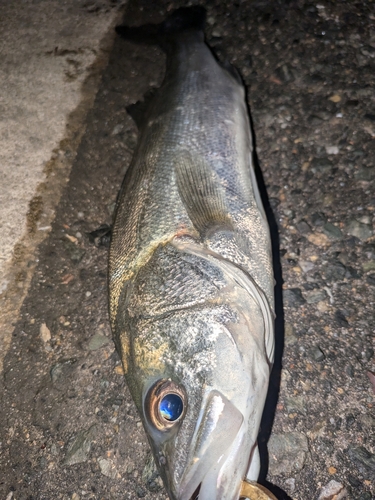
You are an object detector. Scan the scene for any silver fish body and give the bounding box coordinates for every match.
[109,8,275,500]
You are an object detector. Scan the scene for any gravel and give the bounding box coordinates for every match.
[0,1,374,499]
[318,480,348,500]
[268,432,309,476]
[63,425,97,466]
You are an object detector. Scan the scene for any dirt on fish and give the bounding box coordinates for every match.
[0,1,374,500]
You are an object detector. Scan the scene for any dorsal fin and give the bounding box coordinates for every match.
[175,151,233,236]
[221,60,243,85]
[126,88,157,129]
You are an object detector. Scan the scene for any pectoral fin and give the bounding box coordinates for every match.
[175,151,233,236]
[126,88,157,129]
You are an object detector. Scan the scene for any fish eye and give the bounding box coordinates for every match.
[146,380,187,430]
[159,393,183,421]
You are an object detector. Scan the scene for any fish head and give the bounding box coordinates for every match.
[116,244,274,500]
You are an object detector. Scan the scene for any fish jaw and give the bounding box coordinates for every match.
[152,384,269,500]
[168,390,241,499]
[177,390,248,500]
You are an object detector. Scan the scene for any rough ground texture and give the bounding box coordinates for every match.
[0,0,119,279]
[0,0,123,377]
[1,1,374,500]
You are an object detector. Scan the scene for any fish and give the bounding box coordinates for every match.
[109,6,275,500]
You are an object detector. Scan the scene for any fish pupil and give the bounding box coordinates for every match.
[159,394,183,421]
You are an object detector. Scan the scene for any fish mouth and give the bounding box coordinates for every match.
[190,484,201,500]
[177,390,249,500]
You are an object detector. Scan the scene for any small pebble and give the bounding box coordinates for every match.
[322,222,343,240]
[324,261,346,281]
[50,358,76,384]
[347,220,373,240]
[358,214,371,224]
[136,487,146,498]
[50,443,59,456]
[325,146,339,155]
[329,94,342,103]
[305,289,327,304]
[357,493,372,500]
[284,323,298,345]
[284,478,295,493]
[311,212,327,226]
[347,474,361,487]
[360,413,375,429]
[299,260,315,273]
[335,310,349,327]
[318,480,347,500]
[345,364,354,377]
[87,333,110,351]
[296,220,311,234]
[354,166,375,181]
[347,446,375,479]
[285,396,306,414]
[64,426,97,466]
[363,261,375,272]
[268,432,309,475]
[63,239,86,263]
[40,322,51,343]
[283,288,306,307]
[367,371,375,394]
[107,202,116,216]
[114,365,124,375]
[324,193,334,206]
[111,123,124,135]
[276,63,294,83]
[311,157,333,173]
[310,346,325,362]
[307,232,330,246]
[98,457,117,479]
[317,301,329,312]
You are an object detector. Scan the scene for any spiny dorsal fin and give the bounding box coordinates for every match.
[126,88,157,129]
[175,151,233,236]
[221,60,243,85]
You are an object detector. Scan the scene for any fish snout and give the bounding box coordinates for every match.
[175,390,255,500]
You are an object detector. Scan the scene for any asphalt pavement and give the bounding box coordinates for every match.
[0,1,374,499]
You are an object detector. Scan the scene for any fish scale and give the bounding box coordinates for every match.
[109,6,275,500]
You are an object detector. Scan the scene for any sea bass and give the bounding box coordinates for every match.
[109,7,275,500]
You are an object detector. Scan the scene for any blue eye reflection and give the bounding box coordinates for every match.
[159,393,183,421]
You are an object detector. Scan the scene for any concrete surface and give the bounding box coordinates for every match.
[0,0,124,372]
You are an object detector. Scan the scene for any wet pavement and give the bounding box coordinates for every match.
[0,1,374,499]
